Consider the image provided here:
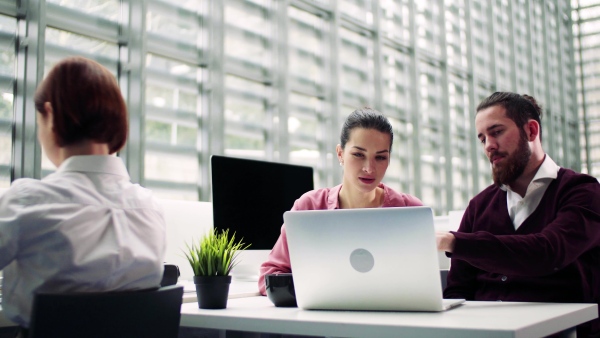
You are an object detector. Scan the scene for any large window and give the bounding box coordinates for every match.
[1,0,581,215]
[574,1,598,175]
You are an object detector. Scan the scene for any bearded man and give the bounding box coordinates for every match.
[437,92,600,337]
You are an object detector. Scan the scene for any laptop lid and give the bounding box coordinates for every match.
[284,206,464,312]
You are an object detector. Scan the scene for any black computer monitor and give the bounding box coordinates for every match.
[210,155,314,250]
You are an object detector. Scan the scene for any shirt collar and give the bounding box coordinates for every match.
[327,184,342,209]
[500,154,560,192]
[56,155,130,178]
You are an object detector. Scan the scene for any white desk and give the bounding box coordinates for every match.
[0,279,262,328]
[180,296,598,338]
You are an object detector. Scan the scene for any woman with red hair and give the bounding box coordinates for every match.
[0,56,166,335]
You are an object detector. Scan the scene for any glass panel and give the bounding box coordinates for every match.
[225,0,272,69]
[340,28,374,106]
[380,0,411,43]
[289,7,325,92]
[289,92,324,188]
[445,0,468,69]
[224,75,268,158]
[144,54,202,198]
[381,45,417,198]
[147,0,204,45]
[45,27,119,60]
[418,62,445,212]
[340,0,373,24]
[46,0,120,21]
[416,0,443,57]
[448,74,471,210]
[0,15,15,188]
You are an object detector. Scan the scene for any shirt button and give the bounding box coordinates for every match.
[501,276,508,282]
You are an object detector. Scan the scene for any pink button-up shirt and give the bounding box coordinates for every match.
[258,183,423,295]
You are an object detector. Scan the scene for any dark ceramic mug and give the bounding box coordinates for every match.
[265,273,297,307]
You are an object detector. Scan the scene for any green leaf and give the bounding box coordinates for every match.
[182,228,251,276]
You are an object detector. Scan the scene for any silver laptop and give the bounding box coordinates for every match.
[284,206,465,311]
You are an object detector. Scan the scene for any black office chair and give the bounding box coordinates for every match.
[28,285,183,338]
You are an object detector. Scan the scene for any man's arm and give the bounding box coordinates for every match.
[438,206,479,300]
[450,181,600,277]
[436,232,455,252]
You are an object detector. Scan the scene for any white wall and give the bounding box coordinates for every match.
[159,199,213,281]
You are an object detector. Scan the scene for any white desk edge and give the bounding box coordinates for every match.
[180,296,598,338]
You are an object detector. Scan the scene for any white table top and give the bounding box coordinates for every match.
[0,279,261,327]
[180,296,598,338]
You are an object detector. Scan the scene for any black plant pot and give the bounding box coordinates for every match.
[193,275,232,309]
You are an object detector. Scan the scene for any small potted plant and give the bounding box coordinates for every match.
[183,228,250,309]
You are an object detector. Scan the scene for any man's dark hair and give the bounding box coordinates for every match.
[476,92,543,141]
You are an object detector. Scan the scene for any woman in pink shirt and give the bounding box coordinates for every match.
[258,107,423,295]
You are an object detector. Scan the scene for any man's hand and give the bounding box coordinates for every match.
[436,232,456,253]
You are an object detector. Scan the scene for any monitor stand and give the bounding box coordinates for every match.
[231,250,270,282]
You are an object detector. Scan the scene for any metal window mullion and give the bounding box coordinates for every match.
[326,2,341,188]
[290,0,330,15]
[288,81,325,99]
[439,0,452,214]
[371,0,384,114]
[552,2,563,165]
[120,0,147,185]
[507,0,517,91]
[542,0,554,158]
[562,1,581,171]
[465,0,480,195]
[408,0,422,200]
[225,59,272,84]
[578,0,593,173]
[146,34,204,65]
[197,49,207,201]
[524,0,535,95]
[275,0,290,163]
[13,0,45,181]
[207,0,226,158]
[487,0,497,92]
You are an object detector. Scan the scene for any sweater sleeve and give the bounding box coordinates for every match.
[258,225,291,296]
[451,178,600,277]
[443,205,480,299]
[257,189,327,296]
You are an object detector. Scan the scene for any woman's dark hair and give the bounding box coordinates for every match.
[340,107,393,150]
[476,92,543,141]
[34,56,128,154]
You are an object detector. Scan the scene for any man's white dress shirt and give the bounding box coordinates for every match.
[502,155,560,229]
[0,155,166,327]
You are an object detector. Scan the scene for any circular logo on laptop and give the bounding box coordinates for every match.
[349,248,374,273]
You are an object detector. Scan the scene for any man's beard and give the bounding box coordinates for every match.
[491,132,531,187]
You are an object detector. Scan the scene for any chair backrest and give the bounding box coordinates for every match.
[28,285,183,338]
